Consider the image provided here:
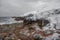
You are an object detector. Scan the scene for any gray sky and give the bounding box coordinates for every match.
[0,0,60,17]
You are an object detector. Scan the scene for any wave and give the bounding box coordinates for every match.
[0,17,23,25]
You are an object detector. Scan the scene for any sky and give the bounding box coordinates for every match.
[0,0,60,17]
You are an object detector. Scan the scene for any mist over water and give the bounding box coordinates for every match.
[0,0,60,17]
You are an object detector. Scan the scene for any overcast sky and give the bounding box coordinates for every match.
[0,0,60,17]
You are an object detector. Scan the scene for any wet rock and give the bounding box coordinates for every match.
[37,18,49,29]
